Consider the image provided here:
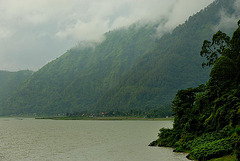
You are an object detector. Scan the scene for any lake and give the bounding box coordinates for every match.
[0,118,188,161]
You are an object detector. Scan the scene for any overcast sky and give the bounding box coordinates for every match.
[0,0,215,71]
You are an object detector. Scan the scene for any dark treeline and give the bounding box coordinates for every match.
[65,104,172,118]
[150,20,240,160]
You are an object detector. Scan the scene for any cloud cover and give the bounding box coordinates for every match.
[214,0,240,32]
[0,0,214,71]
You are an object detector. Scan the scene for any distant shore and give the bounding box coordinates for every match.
[35,116,174,121]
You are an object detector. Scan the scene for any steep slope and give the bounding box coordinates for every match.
[0,24,157,115]
[0,70,33,101]
[1,0,237,116]
[95,0,238,113]
[58,24,157,113]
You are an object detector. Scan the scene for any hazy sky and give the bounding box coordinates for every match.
[0,0,215,71]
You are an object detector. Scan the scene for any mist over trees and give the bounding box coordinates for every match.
[0,0,238,117]
[0,24,157,115]
[94,0,237,113]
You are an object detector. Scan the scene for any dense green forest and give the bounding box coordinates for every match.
[0,24,157,115]
[94,0,236,113]
[0,70,33,102]
[0,0,238,117]
[150,21,240,160]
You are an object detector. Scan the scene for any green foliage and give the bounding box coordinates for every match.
[95,0,237,112]
[0,24,157,115]
[0,70,33,101]
[209,155,237,161]
[172,85,206,134]
[146,104,172,118]
[152,17,240,160]
[200,31,231,67]
[183,133,222,150]
[190,137,233,161]
[149,128,179,147]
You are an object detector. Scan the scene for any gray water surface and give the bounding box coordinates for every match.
[0,118,188,161]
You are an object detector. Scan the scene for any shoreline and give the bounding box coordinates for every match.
[35,116,174,121]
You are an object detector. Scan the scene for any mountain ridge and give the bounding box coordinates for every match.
[0,24,157,115]
[0,0,238,116]
[95,0,237,113]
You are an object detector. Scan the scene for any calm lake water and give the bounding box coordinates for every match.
[0,118,188,161]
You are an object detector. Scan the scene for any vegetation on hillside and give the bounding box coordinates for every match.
[0,24,157,115]
[149,20,240,161]
[95,0,236,113]
[0,0,237,117]
[0,70,33,101]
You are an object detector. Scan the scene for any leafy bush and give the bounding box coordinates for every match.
[149,128,179,147]
[182,132,222,150]
[190,137,233,161]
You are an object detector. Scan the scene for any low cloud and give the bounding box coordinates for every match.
[0,26,14,39]
[214,0,240,33]
[156,0,216,37]
[0,0,215,71]
[56,18,109,43]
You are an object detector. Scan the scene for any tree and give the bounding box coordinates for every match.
[200,31,230,67]
[172,84,205,134]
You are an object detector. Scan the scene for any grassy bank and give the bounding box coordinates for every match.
[35,116,173,121]
[209,155,236,161]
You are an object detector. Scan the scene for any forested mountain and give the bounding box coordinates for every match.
[0,24,157,115]
[95,0,237,112]
[150,20,240,160]
[0,0,238,116]
[0,70,33,101]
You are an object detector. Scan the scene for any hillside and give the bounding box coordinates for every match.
[0,24,157,115]
[0,0,238,116]
[0,70,33,101]
[95,0,237,113]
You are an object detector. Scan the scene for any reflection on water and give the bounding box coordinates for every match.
[0,118,188,161]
